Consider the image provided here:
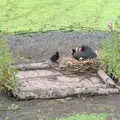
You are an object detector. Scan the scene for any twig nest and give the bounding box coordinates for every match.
[59,57,100,75]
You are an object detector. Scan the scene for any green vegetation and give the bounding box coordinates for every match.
[0,39,17,91]
[0,0,120,33]
[114,16,120,32]
[99,34,120,80]
[56,113,107,120]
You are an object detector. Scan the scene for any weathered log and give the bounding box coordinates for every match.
[16,61,51,71]
[13,69,120,100]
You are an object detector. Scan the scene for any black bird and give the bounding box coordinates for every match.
[50,51,59,63]
[72,45,97,60]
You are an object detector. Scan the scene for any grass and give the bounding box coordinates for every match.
[56,113,108,120]
[0,0,120,33]
[0,39,17,91]
[99,33,120,81]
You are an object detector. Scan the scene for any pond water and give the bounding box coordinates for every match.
[4,31,112,64]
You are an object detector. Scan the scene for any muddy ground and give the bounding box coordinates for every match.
[1,93,120,120]
[1,31,120,120]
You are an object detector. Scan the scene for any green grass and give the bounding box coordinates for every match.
[0,0,120,33]
[56,113,108,120]
[99,34,120,80]
[0,39,17,91]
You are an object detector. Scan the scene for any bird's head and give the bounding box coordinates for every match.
[72,49,76,55]
[79,45,85,52]
[55,51,59,56]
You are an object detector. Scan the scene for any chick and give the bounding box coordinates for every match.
[50,51,59,63]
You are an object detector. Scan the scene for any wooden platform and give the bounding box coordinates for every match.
[13,62,120,100]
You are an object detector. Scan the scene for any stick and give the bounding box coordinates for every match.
[97,69,120,89]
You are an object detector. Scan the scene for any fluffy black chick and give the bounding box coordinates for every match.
[50,51,59,63]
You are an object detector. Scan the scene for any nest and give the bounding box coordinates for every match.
[59,57,100,75]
